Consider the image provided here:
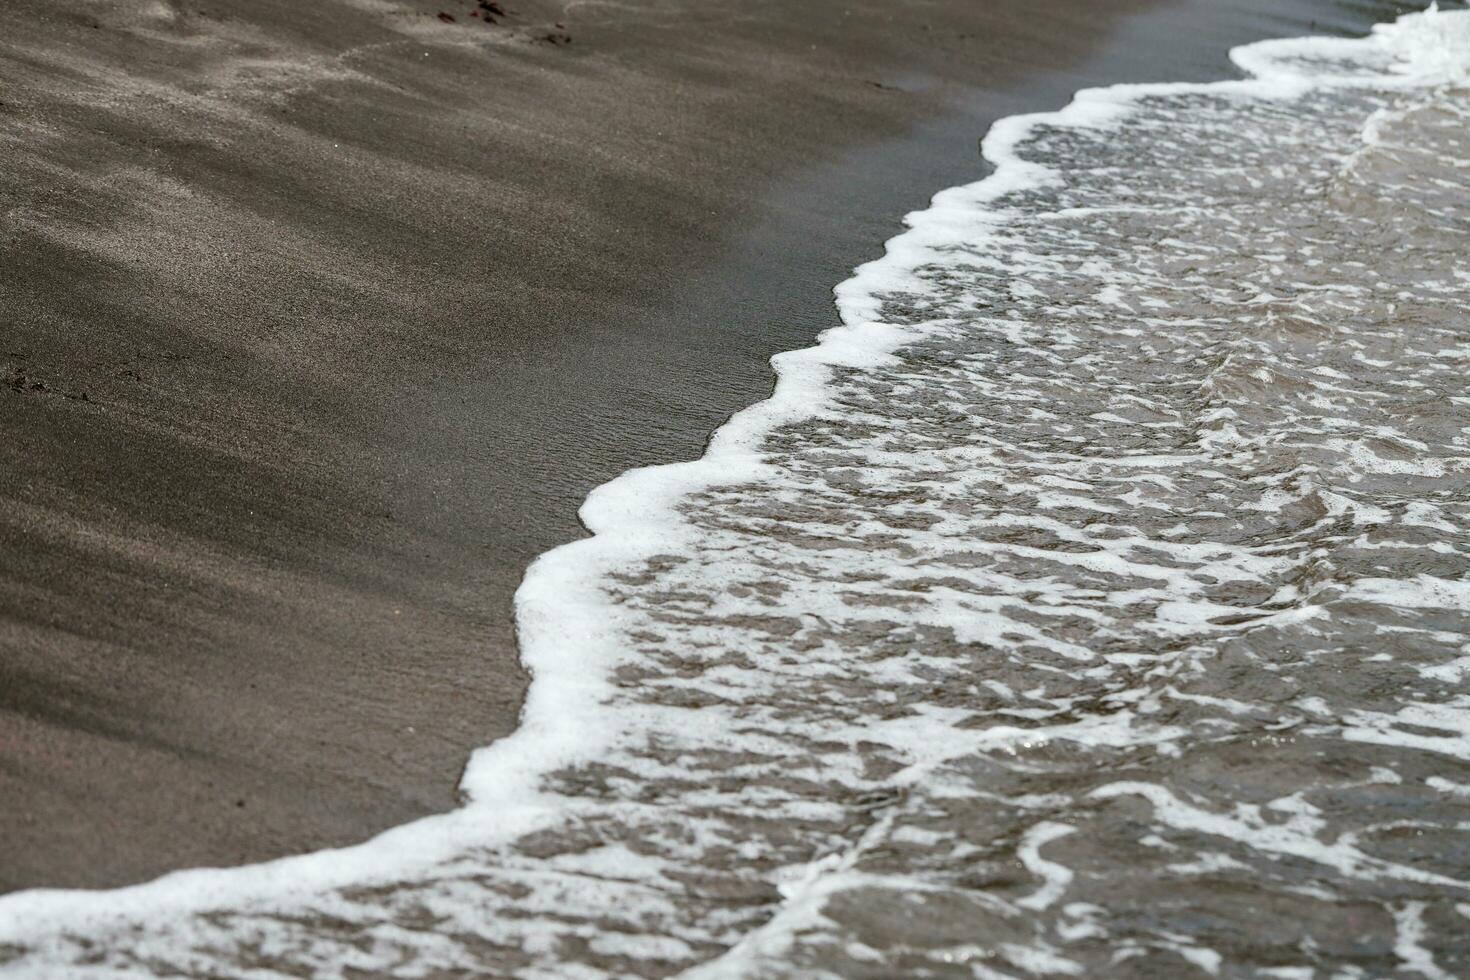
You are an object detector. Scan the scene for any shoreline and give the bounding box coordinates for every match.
[3,8,1456,972]
[0,0,1398,893]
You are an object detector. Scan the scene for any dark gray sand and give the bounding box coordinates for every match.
[0,0,1393,891]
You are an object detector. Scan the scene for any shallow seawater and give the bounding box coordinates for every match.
[4,9,1470,980]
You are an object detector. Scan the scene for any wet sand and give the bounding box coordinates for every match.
[0,0,1390,891]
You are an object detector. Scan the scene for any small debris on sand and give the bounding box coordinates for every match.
[473,1,506,23]
[7,366,95,404]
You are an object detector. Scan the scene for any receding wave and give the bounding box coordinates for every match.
[4,7,1470,978]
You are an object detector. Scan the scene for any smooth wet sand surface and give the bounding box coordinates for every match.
[0,0,1393,891]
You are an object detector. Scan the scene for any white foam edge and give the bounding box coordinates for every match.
[1,2,1466,954]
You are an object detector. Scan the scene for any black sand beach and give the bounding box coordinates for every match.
[0,0,1393,892]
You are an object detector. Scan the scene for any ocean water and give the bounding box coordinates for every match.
[4,7,1470,978]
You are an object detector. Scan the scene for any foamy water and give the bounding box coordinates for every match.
[4,7,1470,977]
